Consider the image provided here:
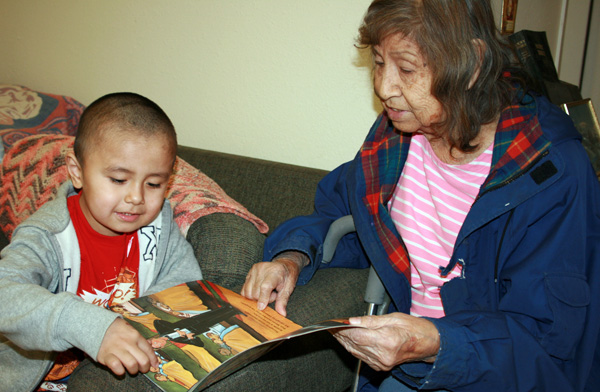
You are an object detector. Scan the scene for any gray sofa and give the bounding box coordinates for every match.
[0,145,370,391]
[180,146,369,391]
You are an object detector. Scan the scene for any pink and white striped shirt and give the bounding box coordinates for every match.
[388,134,493,318]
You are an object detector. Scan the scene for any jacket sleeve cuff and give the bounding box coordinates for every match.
[392,317,471,389]
[268,235,322,285]
[58,299,121,359]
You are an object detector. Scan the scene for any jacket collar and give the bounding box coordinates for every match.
[353,91,552,283]
[482,93,551,194]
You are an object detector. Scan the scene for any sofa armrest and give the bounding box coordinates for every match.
[186,212,265,291]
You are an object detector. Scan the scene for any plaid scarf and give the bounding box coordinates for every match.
[358,94,551,279]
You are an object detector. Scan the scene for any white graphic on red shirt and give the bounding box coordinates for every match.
[79,267,138,308]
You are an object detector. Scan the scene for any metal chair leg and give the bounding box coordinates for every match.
[323,216,390,392]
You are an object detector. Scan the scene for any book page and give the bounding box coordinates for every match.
[218,284,300,341]
[113,280,355,392]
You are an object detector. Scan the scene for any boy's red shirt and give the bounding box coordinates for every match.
[41,193,141,387]
[67,192,140,307]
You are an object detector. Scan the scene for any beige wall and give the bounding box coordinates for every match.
[1,0,375,170]
[581,1,600,107]
[1,1,597,170]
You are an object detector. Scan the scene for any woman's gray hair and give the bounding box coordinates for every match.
[358,0,520,152]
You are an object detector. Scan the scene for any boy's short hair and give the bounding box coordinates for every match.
[74,92,177,165]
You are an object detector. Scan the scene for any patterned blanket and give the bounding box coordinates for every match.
[0,135,268,240]
[0,85,84,160]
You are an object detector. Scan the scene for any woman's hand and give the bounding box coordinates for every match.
[240,251,308,317]
[333,312,440,371]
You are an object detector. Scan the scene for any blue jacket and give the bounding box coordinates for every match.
[264,95,600,391]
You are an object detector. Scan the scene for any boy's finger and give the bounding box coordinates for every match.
[103,353,126,376]
[120,350,142,375]
[138,339,159,370]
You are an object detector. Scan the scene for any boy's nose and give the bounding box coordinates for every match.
[125,186,144,205]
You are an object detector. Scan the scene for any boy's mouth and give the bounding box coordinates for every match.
[117,212,141,222]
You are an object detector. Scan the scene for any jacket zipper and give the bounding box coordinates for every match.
[476,150,550,284]
[495,209,515,283]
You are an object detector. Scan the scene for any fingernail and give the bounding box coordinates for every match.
[349,317,361,325]
[257,302,266,310]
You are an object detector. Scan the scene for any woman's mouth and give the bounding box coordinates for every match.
[385,105,407,121]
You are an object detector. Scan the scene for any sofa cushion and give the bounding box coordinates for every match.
[0,134,267,240]
[177,145,327,233]
[0,85,84,161]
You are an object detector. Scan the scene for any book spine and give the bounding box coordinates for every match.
[510,34,548,96]
[525,31,559,81]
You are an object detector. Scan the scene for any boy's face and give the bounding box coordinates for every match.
[68,128,174,236]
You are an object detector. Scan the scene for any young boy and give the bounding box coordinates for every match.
[0,93,203,391]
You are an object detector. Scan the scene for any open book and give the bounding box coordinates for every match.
[110,280,356,392]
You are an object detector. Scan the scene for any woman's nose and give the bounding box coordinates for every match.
[375,65,402,101]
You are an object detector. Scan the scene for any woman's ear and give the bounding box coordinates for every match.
[468,38,486,90]
[65,151,83,189]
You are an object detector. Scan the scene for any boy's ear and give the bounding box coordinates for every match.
[65,151,83,189]
[468,38,486,90]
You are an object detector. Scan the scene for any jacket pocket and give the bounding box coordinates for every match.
[542,273,590,360]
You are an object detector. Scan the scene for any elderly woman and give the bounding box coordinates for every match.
[241,0,600,391]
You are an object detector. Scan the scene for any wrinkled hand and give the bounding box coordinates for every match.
[241,251,308,317]
[96,318,159,376]
[333,313,440,372]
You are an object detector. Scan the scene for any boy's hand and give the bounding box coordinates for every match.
[96,318,159,376]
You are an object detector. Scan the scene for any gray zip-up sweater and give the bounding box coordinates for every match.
[0,182,203,391]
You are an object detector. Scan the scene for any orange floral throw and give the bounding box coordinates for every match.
[0,135,268,240]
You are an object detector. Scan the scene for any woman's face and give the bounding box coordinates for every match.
[373,33,444,136]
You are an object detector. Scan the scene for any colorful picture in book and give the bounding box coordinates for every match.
[111,281,276,392]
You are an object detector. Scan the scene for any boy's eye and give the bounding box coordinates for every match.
[147,182,162,189]
[110,178,126,184]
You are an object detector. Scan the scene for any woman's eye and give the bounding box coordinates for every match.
[147,182,162,189]
[373,54,384,66]
[110,178,125,184]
